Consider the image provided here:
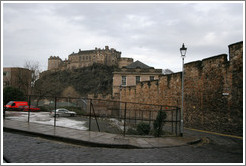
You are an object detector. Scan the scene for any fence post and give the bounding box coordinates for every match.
[123,102,127,136]
[92,102,100,132]
[89,99,92,131]
[172,109,174,133]
[176,107,178,136]
[3,106,6,119]
[141,111,143,122]
[179,106,182,136]
[128,109,131,123]
[149,110,151,125]
[54,96,57,127]
[28,95,31,123]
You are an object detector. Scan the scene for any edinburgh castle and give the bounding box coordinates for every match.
[48,46,134,70]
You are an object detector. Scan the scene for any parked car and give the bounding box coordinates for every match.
[5,101,28,111]
[50,108,76,117]
[18,105,41,112]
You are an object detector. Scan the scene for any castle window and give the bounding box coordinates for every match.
[136,76,140,84]
[89,56,91,60]
[122,76,126,86]
[83,56,85,60]
[150,76,154,81]
[86,56,88,60]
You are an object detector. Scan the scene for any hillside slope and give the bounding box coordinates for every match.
[35,64,115,97]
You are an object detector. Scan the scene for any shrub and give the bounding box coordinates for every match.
[136,122,151,135]
[153,110,167,137]
[126,128,138,135]
[38,106,52,112]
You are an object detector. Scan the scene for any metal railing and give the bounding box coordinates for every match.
[3,95,181,137]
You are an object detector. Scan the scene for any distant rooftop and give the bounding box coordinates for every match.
[126,60,152,69]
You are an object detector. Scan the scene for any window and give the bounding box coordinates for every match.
[122,76,126,86]
[136,76,140,84]
[150,76,154,81]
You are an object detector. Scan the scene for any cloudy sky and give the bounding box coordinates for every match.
[2,2,244,72]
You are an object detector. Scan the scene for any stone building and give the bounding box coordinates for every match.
[3,67,32,95]
[48,46,133,71]
[112,60,163,97]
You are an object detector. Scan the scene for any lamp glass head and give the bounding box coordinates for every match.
[180,43,187,57]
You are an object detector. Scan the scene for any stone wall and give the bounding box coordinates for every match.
[120,41,243,136]
[118,58,134,68]
[48,56,62,70]
[87,94,121,117]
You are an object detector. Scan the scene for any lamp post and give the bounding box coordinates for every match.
[180,43,187,137]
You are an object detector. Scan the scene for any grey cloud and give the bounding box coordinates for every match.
[3,2,243,72]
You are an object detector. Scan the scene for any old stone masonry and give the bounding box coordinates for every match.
[48,46,134,71]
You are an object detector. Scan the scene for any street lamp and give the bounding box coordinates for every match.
[180,43,187,137]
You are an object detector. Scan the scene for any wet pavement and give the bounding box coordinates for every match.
[3,129,243,163]
[3,119,200,149]
[3,119,243,163]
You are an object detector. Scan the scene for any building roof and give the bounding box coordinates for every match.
[126,60,152,69]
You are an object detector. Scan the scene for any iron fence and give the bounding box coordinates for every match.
[3,95,181,137]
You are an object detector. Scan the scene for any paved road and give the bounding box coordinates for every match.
[3,131,243,163]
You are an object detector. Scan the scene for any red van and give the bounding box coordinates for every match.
[5,101,40,111]
[5,101,28,111]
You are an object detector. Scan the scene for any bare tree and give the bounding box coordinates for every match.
[15,68,32,96]
[24,60,41,88]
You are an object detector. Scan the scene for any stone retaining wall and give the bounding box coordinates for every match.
[120,41,243,136]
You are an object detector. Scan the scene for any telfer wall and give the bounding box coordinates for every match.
[120,41,243,136]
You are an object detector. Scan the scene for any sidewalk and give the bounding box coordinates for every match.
[3,119,201,149]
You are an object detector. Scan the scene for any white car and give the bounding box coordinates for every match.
[50,108,76,117]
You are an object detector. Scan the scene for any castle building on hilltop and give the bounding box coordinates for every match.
[46,45,163,98]
[48,46,134,70]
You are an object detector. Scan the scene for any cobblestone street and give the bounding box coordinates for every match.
[3,131,243,163]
